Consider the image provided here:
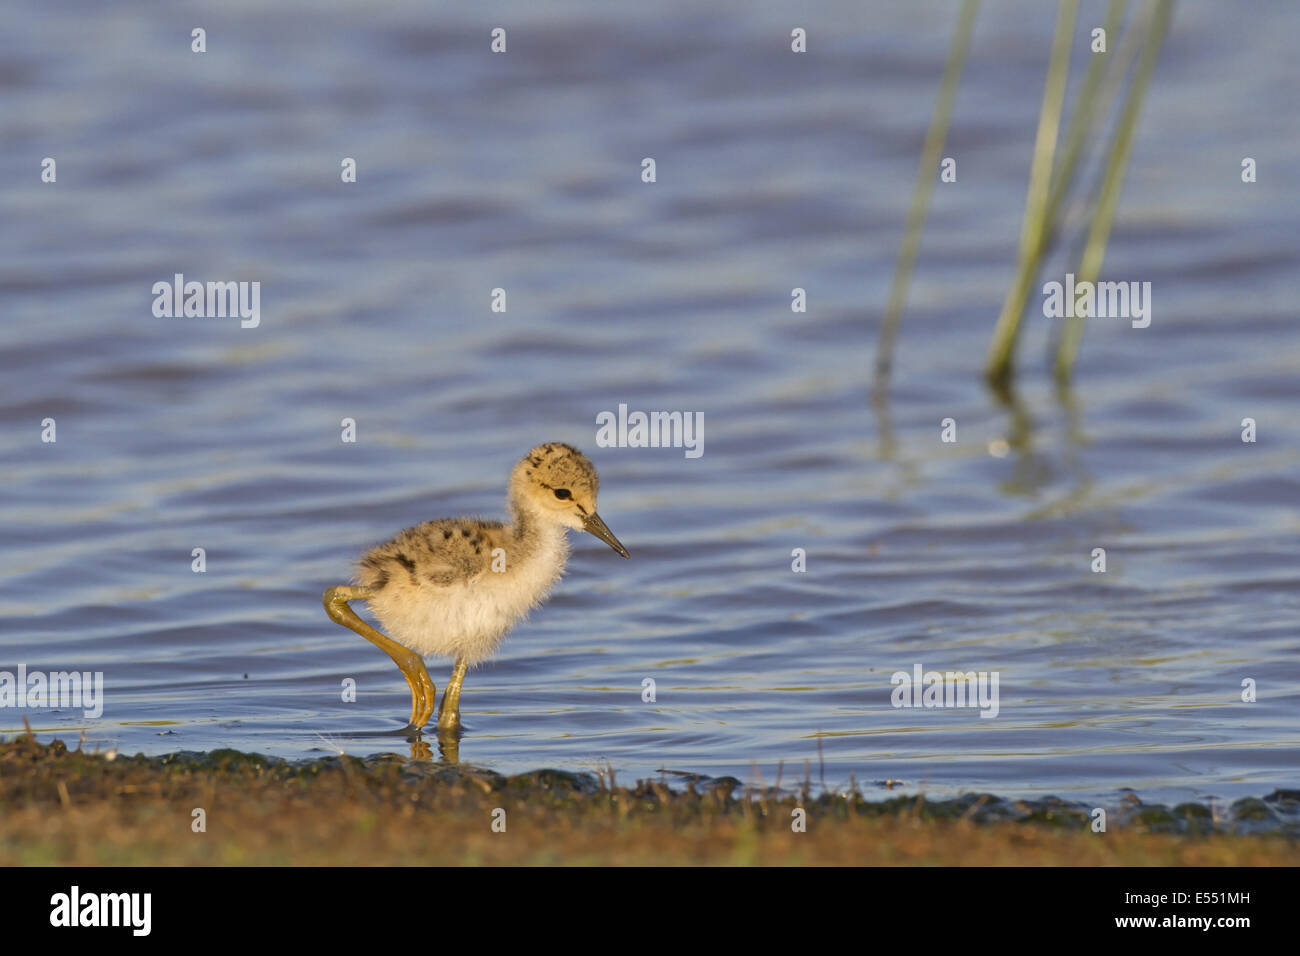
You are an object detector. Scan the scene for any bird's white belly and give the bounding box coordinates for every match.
[366,529,570,664]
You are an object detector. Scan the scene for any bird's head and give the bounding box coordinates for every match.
[510,442,629,557]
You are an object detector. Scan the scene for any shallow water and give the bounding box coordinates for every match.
[2,0,1298,809]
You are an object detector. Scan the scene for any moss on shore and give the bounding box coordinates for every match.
[2,736,1296,865]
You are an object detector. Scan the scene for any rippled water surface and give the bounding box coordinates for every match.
[2,0,1298,807]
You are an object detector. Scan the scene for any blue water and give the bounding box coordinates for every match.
[2,0,1298,808]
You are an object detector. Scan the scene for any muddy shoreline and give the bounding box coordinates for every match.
[2,736,1296,865]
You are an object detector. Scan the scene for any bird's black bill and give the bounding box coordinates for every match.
[584,513,630,558]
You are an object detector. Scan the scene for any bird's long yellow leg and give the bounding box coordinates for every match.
[437,657,469,731]
[323,586,437,730]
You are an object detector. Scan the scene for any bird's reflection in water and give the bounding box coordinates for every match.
[407,727,459,764]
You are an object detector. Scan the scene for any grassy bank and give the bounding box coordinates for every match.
[1,736,1296,865]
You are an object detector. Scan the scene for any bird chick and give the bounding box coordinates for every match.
[323,442,628,733]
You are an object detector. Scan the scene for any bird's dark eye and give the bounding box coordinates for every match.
[553,488,572,500]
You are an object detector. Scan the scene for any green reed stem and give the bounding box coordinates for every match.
[873,0,979,396]
[1046,0,1129,232]
[1053,0,1172,384]
[984,0,1078,391]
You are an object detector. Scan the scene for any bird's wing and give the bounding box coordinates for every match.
[357,519,503,591]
